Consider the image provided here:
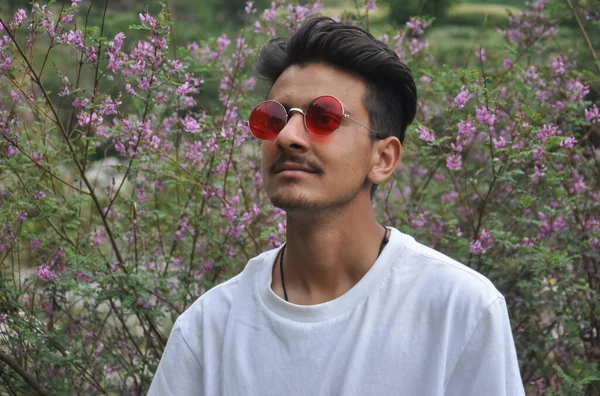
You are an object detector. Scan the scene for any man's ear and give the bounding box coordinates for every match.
[368,136,402,185]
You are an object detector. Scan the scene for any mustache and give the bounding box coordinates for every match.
[269,155,324,174]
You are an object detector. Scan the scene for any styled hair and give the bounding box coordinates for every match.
[253,17,418,144]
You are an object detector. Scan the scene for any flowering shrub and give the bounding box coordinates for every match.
[0,0,598,394]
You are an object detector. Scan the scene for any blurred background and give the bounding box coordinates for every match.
[1,0,597,105]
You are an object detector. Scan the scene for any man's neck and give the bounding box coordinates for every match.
[272,197,387,305]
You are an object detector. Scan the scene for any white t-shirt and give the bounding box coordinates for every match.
[149,227,525,395]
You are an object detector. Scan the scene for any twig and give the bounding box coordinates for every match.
[0,352,50,396]
[564,0,600,74]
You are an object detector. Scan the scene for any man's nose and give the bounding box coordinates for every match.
[275,110,309,150]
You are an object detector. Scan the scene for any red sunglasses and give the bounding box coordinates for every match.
[248,95,383,140]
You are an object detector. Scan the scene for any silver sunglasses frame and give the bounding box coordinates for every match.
[249,95,384,140]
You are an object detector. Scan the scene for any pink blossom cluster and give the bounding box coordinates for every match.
[469,229,494,255]
[498,0,557,45]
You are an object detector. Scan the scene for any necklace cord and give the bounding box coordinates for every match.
[280,244,288,301]
[279,225,389,302]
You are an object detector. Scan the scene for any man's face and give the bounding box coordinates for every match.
[261,62,376,213]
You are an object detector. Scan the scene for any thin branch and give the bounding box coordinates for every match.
[0,352,50,396]
[564,0,600,73]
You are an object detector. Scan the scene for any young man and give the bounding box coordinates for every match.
[150,17,525,395]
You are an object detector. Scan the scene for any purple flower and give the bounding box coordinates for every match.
[476,106,496,126]
[29,237,40,251]
[552,55,567,76]
[454,85,470,109]
[502,58,513,69]
[72,97,89,108]
[410,211,429,228]
[441,191,458,203]
[182,115,202,133]
[135,297,152,309]
[245,1,255,14]
[264,8,276,22]
[7,145,17,157]
[365,0,377,10]
[536,123,560,142]
[406,17,431,36]
[150,135,160,149]
[469,229,494,255]
[61,13,74,23]
[531,165,546,184]
[474,48,486,62]
[111,32,125,52]
[125,83,137,97]
[1,58,12,69]
[86,46,97,62]
[184,141,203,165]
[566,79,589,103]
[169,59,182,73]
[221,205,236,222]
[493,136,507,149]
[408,38,429,55]
[12,9,27,29]
[77,112,103,128]
[207,135,219,152]
[446,153,462,170]
[530,378,546,396]
[77,272,94,284]
[457,119,476,144]
[36,265,53,282]
[90,229,106,248]
[244,77,257,90]
[139,11,158,28]
[585,104,599,123]
[559,136,577,149]
[16,211,27,222]
[416,127,435,144]
[67,29,85,50]
[217,34,230,51]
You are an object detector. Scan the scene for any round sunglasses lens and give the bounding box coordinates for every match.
[249,101,287,140]
[305,96,344,136]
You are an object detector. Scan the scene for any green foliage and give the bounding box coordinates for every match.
[442,3,515,26]
[380,0,462,25]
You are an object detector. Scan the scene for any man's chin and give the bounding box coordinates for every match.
[268,194,322,213]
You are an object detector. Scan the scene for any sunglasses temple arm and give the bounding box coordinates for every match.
[345,115,384,139]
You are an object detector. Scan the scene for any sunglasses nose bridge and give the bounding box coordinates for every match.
[275,107,310,145]
[285,107,309,132]
[288,107,305,117]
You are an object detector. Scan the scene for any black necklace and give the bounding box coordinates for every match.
[278,225,390,302]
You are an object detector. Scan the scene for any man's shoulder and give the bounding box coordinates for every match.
[398,233,504,308]
[176,249,273,330]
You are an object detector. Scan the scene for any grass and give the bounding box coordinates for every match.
[463,0,525,6]
[449,3,520,14]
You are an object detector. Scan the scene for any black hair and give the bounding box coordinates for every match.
[253,17,418,198]
[253,16,417,144]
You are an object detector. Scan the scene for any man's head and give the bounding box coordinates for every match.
[253,17,417,213]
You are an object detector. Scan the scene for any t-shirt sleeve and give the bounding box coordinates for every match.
[148,318,204,395]
[444,297,525,396]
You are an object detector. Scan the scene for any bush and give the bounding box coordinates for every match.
[0,0,599,394]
